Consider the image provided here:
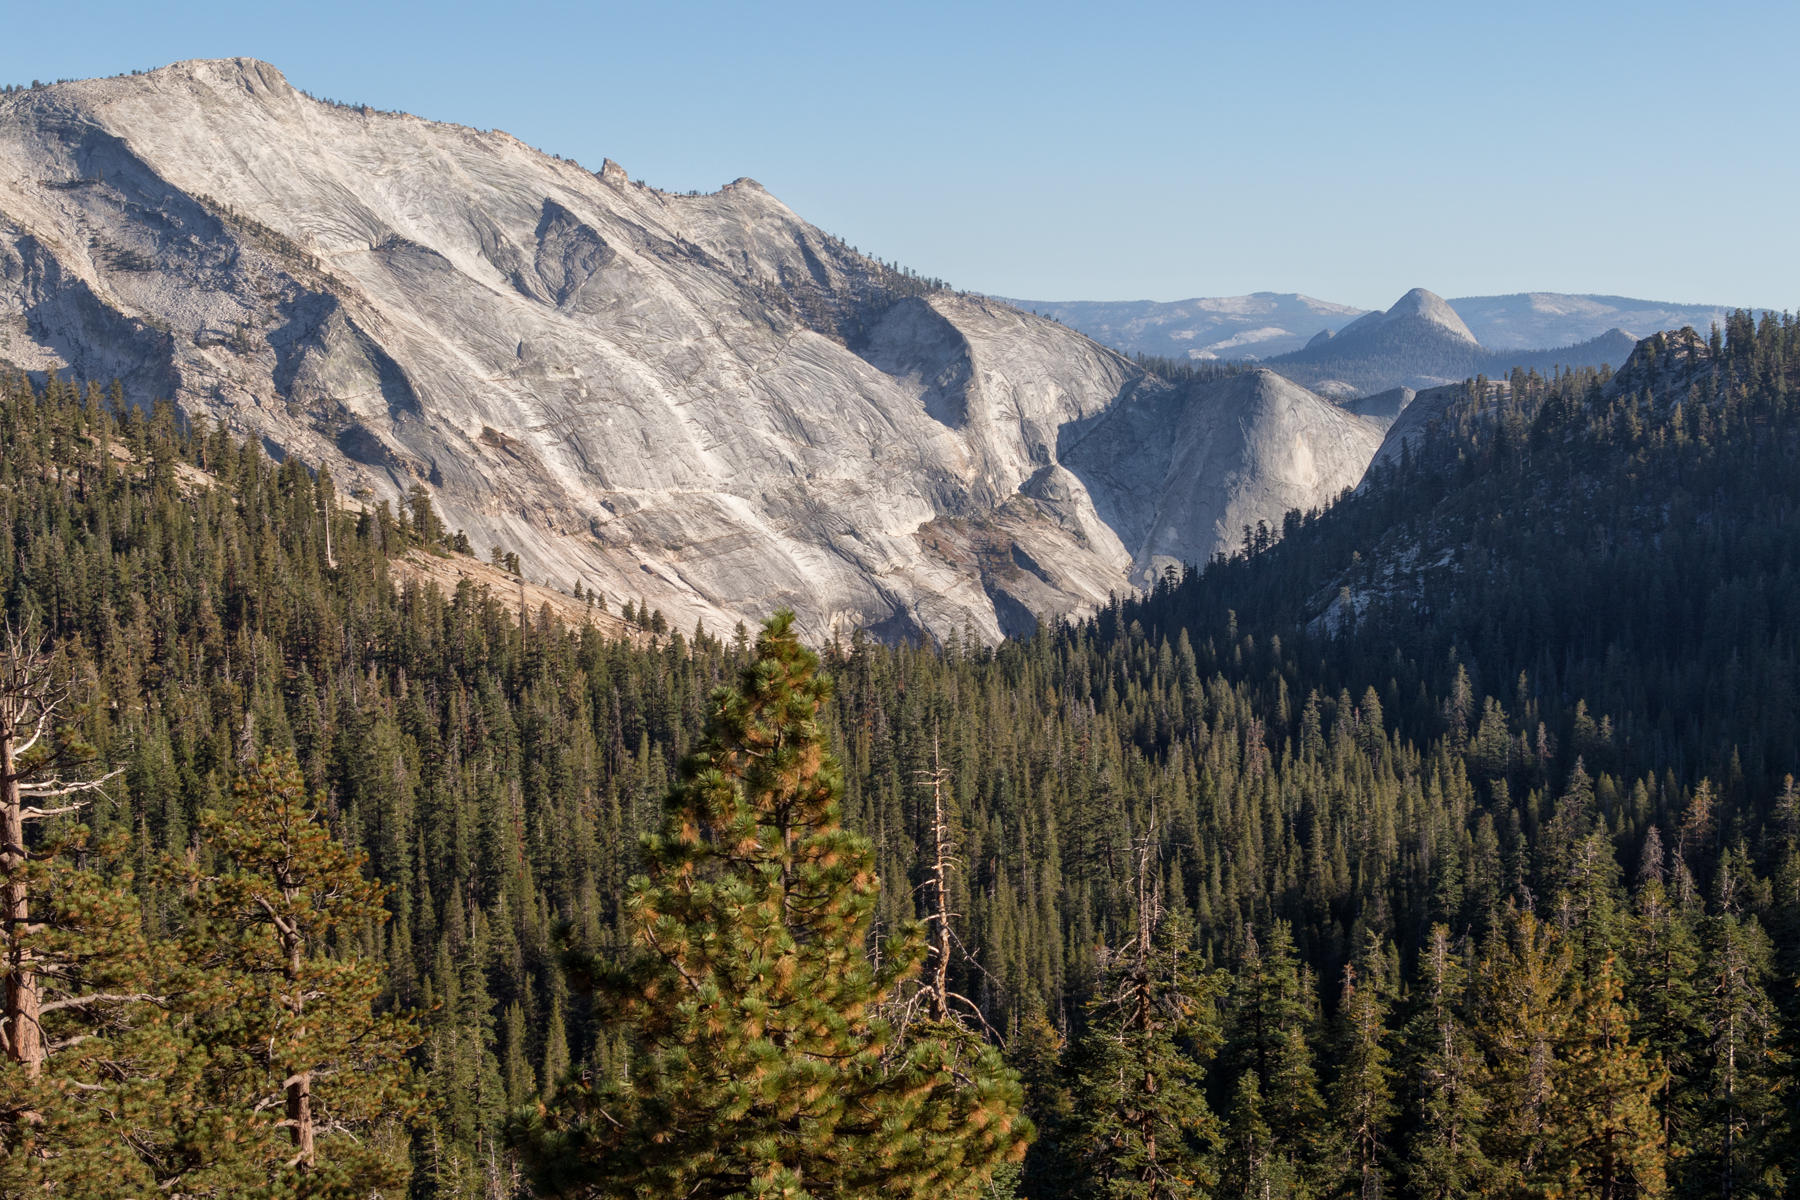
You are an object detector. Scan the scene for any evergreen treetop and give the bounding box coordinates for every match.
[519,612,1027,1199]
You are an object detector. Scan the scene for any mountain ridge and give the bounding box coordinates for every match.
[1011,288,1761,370]
[1265,288,1640,395]
[0,58,1377,641]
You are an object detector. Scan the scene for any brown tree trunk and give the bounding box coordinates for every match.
[0,732,43,1079]
[284,923,314,1166]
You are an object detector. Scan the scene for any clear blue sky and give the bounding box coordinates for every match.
[5,1,1792,310]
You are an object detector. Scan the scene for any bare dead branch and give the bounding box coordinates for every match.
[18,769,123,798]
[38,992,163,1016]
[11,707,55,759]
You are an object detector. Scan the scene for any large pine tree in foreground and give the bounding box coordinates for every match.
[0,621,172,1197]
[167,751,422,1197]
[519,611,1028,1199]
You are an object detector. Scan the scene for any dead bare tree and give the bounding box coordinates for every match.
[893,720,1008,1043]
[0,618,123,1078]
[920,723,955,1023]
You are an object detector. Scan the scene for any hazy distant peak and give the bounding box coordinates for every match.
[1387,288,1478,343]
[1005,292,1373,362]
[1448,293,1753,352]
[1008,290,1751,395]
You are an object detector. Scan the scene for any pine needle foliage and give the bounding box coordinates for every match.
[1070,911,1223,1200]
[165,751,423,1198]
[0,834,173,1199]
[520,612,1027,1199]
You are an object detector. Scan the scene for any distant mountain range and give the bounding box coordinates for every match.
[999,293,1365,363]
[1264,288,1643,396]
[1010,290,1757,362]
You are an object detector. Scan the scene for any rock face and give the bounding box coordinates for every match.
[1367,381,1486,472]
[1342,386,1415,428]
[0,59,1384,640]
[1060,369,1385,583]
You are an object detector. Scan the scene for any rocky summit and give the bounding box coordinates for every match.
[1268,287,1639,396]
[0,59,1385,640]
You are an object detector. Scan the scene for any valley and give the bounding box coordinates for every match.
[0,49,1794,1200]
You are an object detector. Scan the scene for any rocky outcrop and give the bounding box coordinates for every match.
[1343,386,1415,428]
[1062,369,1385,584]
[0,60,1383,640]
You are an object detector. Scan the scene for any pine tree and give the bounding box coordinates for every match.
[1009,999,1078,1200]
[520,612,1028,1199]
[1541,761,1625,974]
[1685,858,1790,1199]
[0,621,125,1078]
[1329,933,1395,1199]
[1477,906,1573,1194]
[0,621,174,1196]
[1219,1071,1302,1200]
[1547,953,1667,1199]
[419,933,509,1200]
[167,751,421,1197]
[1402,924,1493,1200]
[1222,921,1327,1191]
[1070,875,1222,1200]
[1623,865,1704,1161]
[0,833,174,1198]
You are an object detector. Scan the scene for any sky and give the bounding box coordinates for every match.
[4,0,1793,310]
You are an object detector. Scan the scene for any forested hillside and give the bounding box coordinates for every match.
[2,308,1797,1198]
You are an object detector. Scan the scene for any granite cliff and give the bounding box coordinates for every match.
[0,59,1383,639]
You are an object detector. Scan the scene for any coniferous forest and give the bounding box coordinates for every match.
[2,312,1798,1198]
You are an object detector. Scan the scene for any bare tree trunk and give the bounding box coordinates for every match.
[0,731,43,1078]
[1721,1010,1736,1200]
[926,728,952,1023]
[283,920,315,1167]
[0,622,122,1082]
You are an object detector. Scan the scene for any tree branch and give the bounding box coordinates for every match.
[10,705,55,759]
[18,769,123,799]
[251,892,299,941]
[20,802,94,820]
[39,992,163,1016]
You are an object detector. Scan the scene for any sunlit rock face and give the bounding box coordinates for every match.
[0,59,1383,640]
